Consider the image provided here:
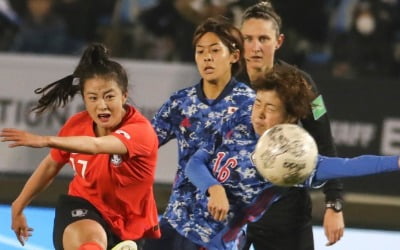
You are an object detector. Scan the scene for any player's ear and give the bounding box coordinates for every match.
[276,33,285,50]
[122,92,128,105]
[230,49,240,64]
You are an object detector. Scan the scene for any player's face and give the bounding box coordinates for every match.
[241,18,284,81]
[251,89,294,136]
[83,77,127,135]
[195,32,238,85]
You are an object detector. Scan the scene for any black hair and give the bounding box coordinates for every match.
[192,16,245,77]
[242,1,282,37]
[32,43,128,113]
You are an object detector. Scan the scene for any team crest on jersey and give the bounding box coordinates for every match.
[115,129,131,139]
[227,106,238,114]
[71,209,88,218]
[111,154,122,167]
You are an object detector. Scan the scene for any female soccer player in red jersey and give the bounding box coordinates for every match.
[0,43,160,250]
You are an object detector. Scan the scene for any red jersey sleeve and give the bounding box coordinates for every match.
[50,123,71,164]
[112,121,158,159]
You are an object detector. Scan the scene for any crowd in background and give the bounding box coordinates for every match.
[0,0,399,78]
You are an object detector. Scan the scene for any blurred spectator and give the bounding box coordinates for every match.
[329,0,360,35]
[10,0,69,54]
[0,0,19,50]
[97,0,159,58]
[53,0,116,54]
[138,0,256,61]
[330,0,398,78]
[270,0,331,67]
[138,0,200,61]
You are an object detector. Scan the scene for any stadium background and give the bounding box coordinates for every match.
[0,54,399,249]
[1,0,400,248]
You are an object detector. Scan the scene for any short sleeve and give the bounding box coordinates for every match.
[112,121,158,158]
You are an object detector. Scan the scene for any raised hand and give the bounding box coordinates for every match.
[0,128,48,148]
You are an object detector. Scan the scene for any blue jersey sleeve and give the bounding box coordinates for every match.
[185,148,220,193]
[151,98,176,147]
[314,155,399,182]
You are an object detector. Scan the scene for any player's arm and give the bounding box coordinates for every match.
[299,70,344,246]
[11,154,64,245]
[151,97,177,147]
[186,148,230,221]
[1,128,127,155]
[315,155,400,181]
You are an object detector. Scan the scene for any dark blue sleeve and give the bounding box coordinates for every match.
[185,149,220,194]
[315,155,399,181]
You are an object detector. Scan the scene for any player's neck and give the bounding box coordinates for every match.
[202,75,231,99]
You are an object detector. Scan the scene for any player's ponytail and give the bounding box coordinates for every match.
[32,74,79,114]
[32,43,128,114]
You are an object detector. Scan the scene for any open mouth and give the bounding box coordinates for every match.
[98,113,111,122]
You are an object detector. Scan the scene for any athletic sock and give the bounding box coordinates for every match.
[78,242,103,250]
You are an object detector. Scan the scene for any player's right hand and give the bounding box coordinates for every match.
[11,211,33,246]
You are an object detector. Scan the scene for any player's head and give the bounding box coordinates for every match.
[32,43,128,131]
[241,1,284,82]
[192,16,244,85]
[250,65,315,136]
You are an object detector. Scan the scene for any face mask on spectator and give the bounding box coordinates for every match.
[355,15,376,35]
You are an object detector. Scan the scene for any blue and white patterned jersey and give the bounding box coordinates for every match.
[175,98,282,249]
[182,100,400,249]
[151,78,255,237]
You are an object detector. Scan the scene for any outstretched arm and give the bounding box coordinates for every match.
[315,155,400,181]
[1,128,127,155]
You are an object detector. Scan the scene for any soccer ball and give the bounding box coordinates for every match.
[252,124,318,187]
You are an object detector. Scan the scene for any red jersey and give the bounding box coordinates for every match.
[50,105,160,240]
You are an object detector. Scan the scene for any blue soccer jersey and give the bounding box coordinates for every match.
[151,78,255,245]
[184,101,399,249]
[178,98,281,249]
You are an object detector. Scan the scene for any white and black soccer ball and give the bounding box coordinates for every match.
[252,124,318,187]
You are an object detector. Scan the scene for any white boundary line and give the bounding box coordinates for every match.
[0,235,48,250]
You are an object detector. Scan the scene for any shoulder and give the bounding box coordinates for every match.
[276,59,318,90]
[169,84,199,101]
[123,106,153,128]
[116,106,158,146]
[56,111,92,136]
[232,79,255,96]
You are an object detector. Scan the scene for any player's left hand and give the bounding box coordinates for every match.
[323,209,345,246]
[0,128,47,148]
[207,184,230,221]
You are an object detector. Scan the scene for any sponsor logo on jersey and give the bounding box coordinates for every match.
[115,129,131,139]
[71,209,88,217]
[111,154,123,167]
